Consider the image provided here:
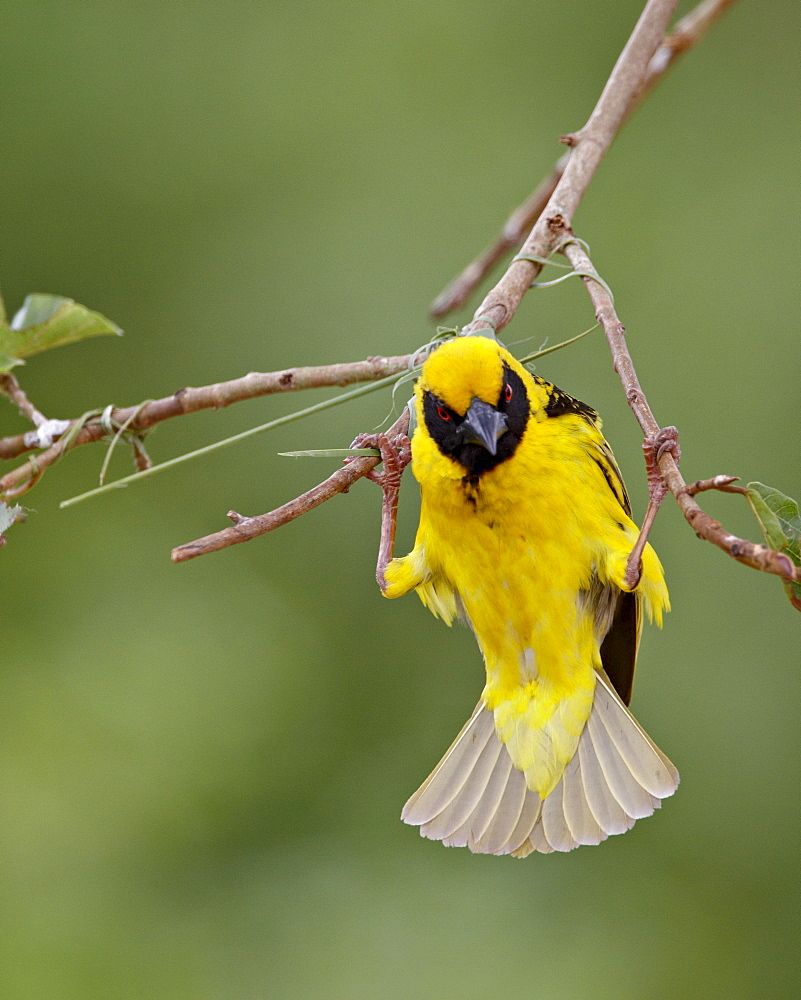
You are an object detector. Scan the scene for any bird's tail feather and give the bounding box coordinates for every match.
[401,669,678,855]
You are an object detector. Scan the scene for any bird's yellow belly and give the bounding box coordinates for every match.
[425,486,595,659]
[418,477,599,796]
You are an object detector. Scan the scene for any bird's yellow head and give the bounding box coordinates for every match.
[416,336,539,476]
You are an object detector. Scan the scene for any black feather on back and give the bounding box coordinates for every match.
[539,382,598,422]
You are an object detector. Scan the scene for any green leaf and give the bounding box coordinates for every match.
[0,353,25,373]
[746,482,801,610]
[0,500,25,541]
[278,447,381,458]
[0,288,7,327]
[0,294,122,360]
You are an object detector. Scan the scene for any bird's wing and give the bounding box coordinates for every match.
[588,434,642,706]
[592,435,632,516]
[598,588,641,706]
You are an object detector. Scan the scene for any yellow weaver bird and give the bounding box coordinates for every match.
[366,334,678,856]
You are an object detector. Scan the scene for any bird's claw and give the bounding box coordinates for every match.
[348,432,412,592]
[347,432,411,492]
[625,427,680,591]
[643,425,679,504]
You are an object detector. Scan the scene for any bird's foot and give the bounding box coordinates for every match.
[643,425,680,507]
[624,427,680,590]
[348,432,411,493]
[347,432,411,592]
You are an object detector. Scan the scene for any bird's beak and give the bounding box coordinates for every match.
[460,398,508,456]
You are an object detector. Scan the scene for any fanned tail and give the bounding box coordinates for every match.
[401,669,678,855]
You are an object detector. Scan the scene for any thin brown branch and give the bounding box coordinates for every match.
[429,157,567,318]
[460,0,680,339]
[560,236,801,587]
[681,475,747,496]
[0,433,30,460]
[171,409,411,563]
[0,353,412,496]
[431,0,736,319]
[0,372,48,427]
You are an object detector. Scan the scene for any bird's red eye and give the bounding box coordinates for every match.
[436,406,452,422]
[504,383,513,403]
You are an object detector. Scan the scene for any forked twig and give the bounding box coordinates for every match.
[560,235,800,585]
[0,354,412,497]
[455,0,681,340]
[430,0,737,318]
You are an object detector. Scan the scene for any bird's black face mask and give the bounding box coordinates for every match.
[423,363,529,475]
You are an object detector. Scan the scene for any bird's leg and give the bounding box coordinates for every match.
[348,432,412,592]
[624,426,680,589]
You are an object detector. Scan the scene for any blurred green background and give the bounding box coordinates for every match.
[1,1,799,997]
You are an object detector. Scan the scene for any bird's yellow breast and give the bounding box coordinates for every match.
[411,410,611,703]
